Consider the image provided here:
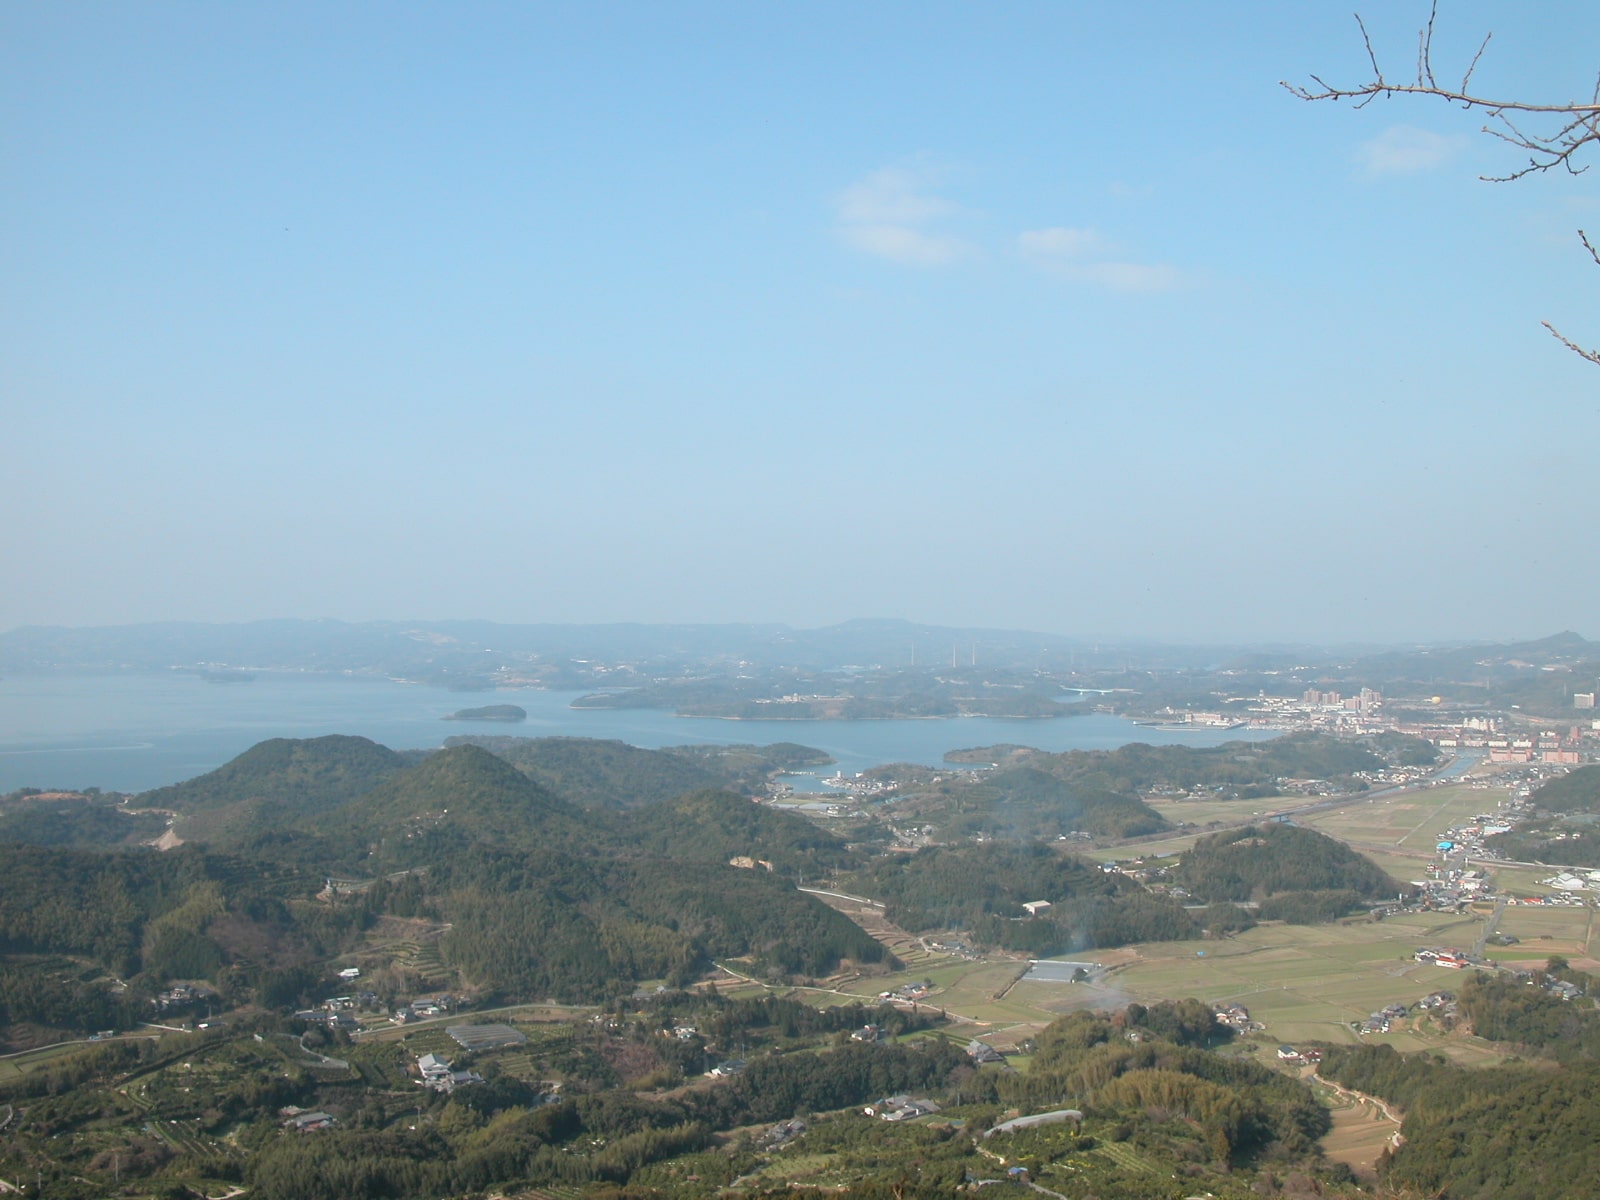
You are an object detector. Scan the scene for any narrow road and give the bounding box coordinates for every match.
[1311,1070,1404,1152]
[1474,896,1509,959]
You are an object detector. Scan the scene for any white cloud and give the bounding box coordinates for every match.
[836,167,954,225]
[1058,261,1183,293]
[834,165,975,266]
[840,223,972,266]
[1017,226,1183,293]
[1018,226,1108,259]
[1359,125,1465,175]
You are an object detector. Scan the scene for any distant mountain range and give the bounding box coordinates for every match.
[1,617,1592,681]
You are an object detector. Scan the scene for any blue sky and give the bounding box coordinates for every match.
[4,1,1596,643]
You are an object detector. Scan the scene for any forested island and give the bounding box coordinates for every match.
[443,704,528,722]
[573,666,1085,720]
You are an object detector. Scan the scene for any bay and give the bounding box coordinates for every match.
[0,672,1278,793]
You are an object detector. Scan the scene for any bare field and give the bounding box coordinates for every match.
[1297,782,1510,857]
[1491,865,1564,896]
[1494,905,1596,966]
[1145,795,1289,827]
[1016,914,1505,1049]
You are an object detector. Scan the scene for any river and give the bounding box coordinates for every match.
[0,672,1279,793]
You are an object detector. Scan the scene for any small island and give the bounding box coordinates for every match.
[443,704,527,723]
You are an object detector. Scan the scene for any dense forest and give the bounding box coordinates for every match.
[1484,765,1600,865]
[0,740,891,1036]
[855,843,1199,953]
[437,735,831,809]
[1319,1042,1600,1200]
[1455,967,1600,1058]
[1175,824,1402,921]
[948,733,1391,798]
[0,791,168,848]
[1527,764,1600,814]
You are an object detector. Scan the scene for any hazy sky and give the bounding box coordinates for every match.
[5,2,1596,643]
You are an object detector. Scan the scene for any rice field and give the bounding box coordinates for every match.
[1298,781,1514,862]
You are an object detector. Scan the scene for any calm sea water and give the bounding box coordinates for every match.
[0,673,1277,793]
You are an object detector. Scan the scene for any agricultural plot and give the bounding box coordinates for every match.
[1074,831,1205,861]
[1300,782,1511,858]
[1310,1072,1400,1179]
[1015,914,1504,1051]
[1494,904,1596,967]
[380,938,455,988]
[0,1038,110,1081]
[1491,864,1565,896]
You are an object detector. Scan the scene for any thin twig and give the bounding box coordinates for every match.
[1288,8,1600,366]
[1542,322,1600,366]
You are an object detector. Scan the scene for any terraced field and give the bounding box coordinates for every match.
[1311,1070,1401,1180]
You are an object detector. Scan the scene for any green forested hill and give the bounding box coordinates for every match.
[423,846,888,999]
[300,743,590,861]
[1176,823,1401,922]
[0,793,167,848]
[856,843,1198,953]
[1530,765,1600,814]
[952,732,1386,798]
[896,733,1391,844]
[945,766,1168,839]
[623,789,856,877]
[0,739,892,1026]
[1321,1042,1600,1200]
[441,735,729,808]
[144,735,407,816]
[446,736,836,809]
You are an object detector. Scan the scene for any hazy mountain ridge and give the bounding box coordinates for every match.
[15,615,1573,676]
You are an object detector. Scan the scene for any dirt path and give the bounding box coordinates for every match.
[1309,1069,1403,1179]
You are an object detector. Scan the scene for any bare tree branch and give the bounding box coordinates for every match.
[1286,4,1599,365]
[1544,231,1600,366]
[1282,1,1600,180]
[1543,321,1600,366]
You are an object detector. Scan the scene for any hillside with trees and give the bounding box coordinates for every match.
[0,739,898,1040]
[1319,1041,1600,1200]
[855,843,1198,953]
[441,735,833,809]
[1176,824,1402,923]
[1528,765,1600,814]
[625,789,858,878]
[1483,767,1600,866]
[0,993,1361,1200]
[144,735,409,815]
[0,790,167,848]
[948,732,1386,799]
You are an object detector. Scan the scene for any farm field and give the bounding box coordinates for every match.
[1494,903,1598,968]
[804,768,1588,1064]
[0,1037,135,1081]
[1298,780,1512,858]
[1013,912,1508,1055]
[1489,864,1564,895]
[1144,794,1291,827]
[1310,1070,1401,1180]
